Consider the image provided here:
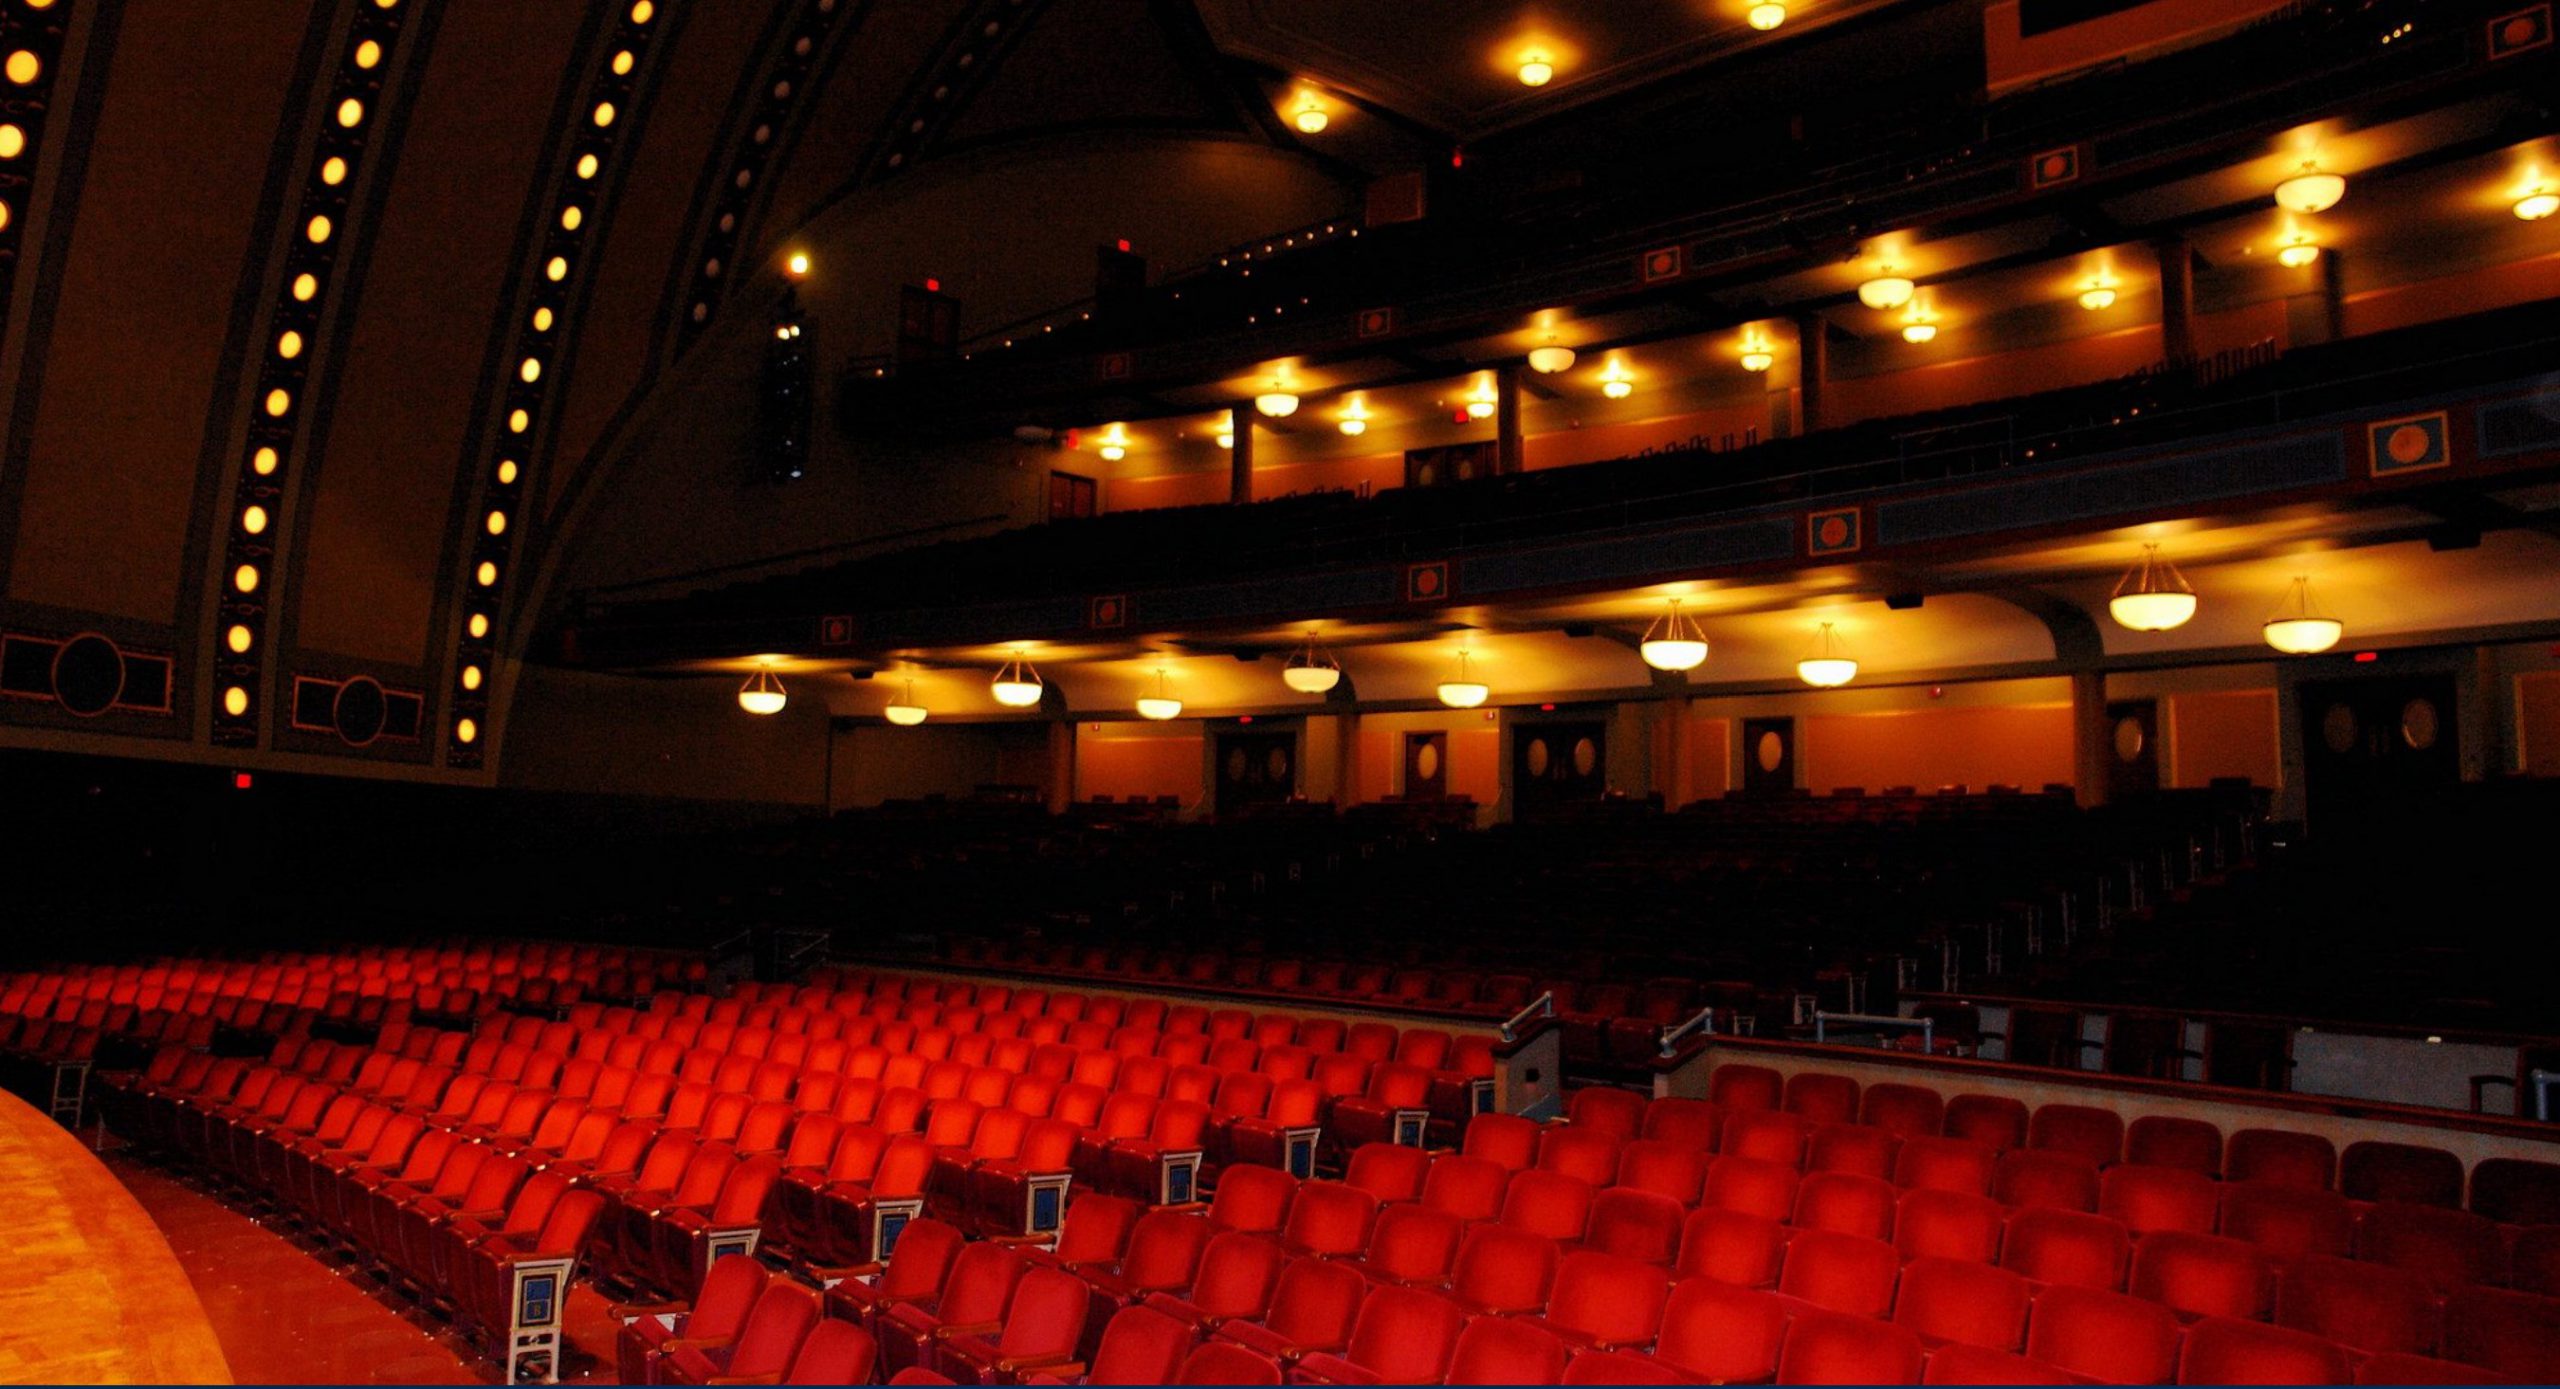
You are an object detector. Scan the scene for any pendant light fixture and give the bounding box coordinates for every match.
[1097,422,1129,462]
[1900,302,1938,344]
[2263,577,2345,654]
[2277,231,2321,268]
[1599,357,1634,399]
[1639,599,1710,672]
[1464,374,1498,419]
[1437,650,1489,709]
[1796,623,1858,688]
[2273,160,2346,215]
[2108,543,2199,632]
[736,667,788,715]
[1135,667,1183,721]
[1291,94,1328,134]
[1254,379,1299,417]
[1527,332,1576,375]
[991,649,1045,707]
[2077,276,2119,311]
[1748,2,1787,29]
[2516,180,2558,221]
[1214,411,1235,449]
[1738,336,1775,373]
[884,680,928,726]
[1338,395,1369,436]
[1283,630,1342,693]
[1858,268,1915,310]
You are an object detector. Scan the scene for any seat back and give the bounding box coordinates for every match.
[726,1284,824,1382]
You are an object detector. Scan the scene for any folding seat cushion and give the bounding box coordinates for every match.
[1417,1153,1510,1223]
[1614,1139,1707,1204]
[939,1266,1092,1384]
[2025,1285,2185,1386]
[2101,1162,2220,1237]
[1921,1344,2076,1384]
[1018,1195,1143,1275]
[1205,1164,1298,1236]
[1778,1309,1926,1386]
[1637,1096,1721,1152]
[1445,1223,1561,1316]
[1895,1136,1999,1197]
[2273,1254,2441,1356]
[877,1242,1031,1378]
[1172,1340,1281,1385]
[1341,1142,1429,1204]
[829,1217,967,1340]
[618,1253,771,1384]
[1995,1148,2102,1213]
[1444,1315,1570,1387]
[1288,1284,1465,1386]
[2126,1115,2225,1177]
[2220,1181,2355,1264]
[1703,1154,1799,1223]
[1578,1187,1683,1266]
[2176,1315,2353,1386]
[1563,1350,1686,1385]
[1459,1112,1540,1171]
[1861,1082,1947,1141]
[2227,1129,2337,1191]
[1538,1126,1625,1187]
[1896,1256,2032,1352]
[1213,1256,1368,1369]
[644,1153,785,1302]
[2028,1104,2126,1168]
[1500,1168,1595,1243]
[1676,1206,1787,1288]
[2002,1207,2133,1292]
[1721,1108,1810,1167]
[1805,1121,1901,1181]
[662,1282,823,1386]
[2471,1158,2560,1227]
[1896,1186,2007,1265]
[777,1318,876,1386]
[1795,1171,1898,1242]
[2512,1225,2560,1299]
[1276,1181,1378,1260]
[1655,1277,1791,1383]
[1709,1064,1783,1112]
[2355,1201,2507,1291]
[1785,1072,1862,1127]
[2342,1142,2468,1211]
[2129,1230,2275,1322]
[1519,1251,1669,1353]
[1564,1086,1648,1142]
[2351,1352,2520,1385]
[1944,1094,2030,1152]
[1779,1228,1902,1319]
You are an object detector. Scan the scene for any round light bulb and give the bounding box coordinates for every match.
[884,703,928,726]
[1748,2,1787,29]
[1293,104,1327,135]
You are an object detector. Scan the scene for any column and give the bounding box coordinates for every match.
[1496,364,1525,474]
[2154,236,2196,367]
[1335,711,1363,807]
[2320,251,2348,345]
[1229,401,1254,504]
[1663,698,1693,812]
[1046,720,1077,815]
[2070,670,2110,809]
[1794,312,1829,435]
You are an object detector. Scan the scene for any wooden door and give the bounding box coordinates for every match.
[1214,732,1297,815]
[2297,675,2459,829]
[1512,721,1606,819]
[1741,717,1796,795]
[1403,733,1448,800]
[2107,699,2161,800]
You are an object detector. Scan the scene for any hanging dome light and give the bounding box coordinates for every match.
[737,668,788,715]
[1464,375,1498,419]
[1599,358,1634,399]
[1739,338,1775,373]
[2108,543,2198,631]
[1527,332,1576,374]
[2516,183,2559,221]
[1900,305,1938,344]
[1796,623,1858,688]
[1135,667,1183,721]
[1748,2,1788,29]
[2263,577,2345,654]
[1097,423,1129,462]
[1858,272,1915,310]
[991,650,1045,707]
[1338,396,1369,436]
[1292,95,1328,134]
[1214,412,1235,449]
[2274,161,2346,215]
[1254,388,1299,418]
[2277,232,2321,268]
[1437,650,1490,709]
[884,680,929,726]
[1283,630,1342,694]
[2078,277,2119,311]
[1517,52,1554,87]
[1640,600,1710,672]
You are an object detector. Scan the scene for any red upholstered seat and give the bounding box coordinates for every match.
[2028,1103,2125,1167]
[1538,1125,1625,1187]
[2357,1201,2508,1291]
[1214,1256,1368,1367]
[2227,1129,2337,1190]
[2471,1157,2560,1226]
[2126,1115,2225,1177]
[1499,1168,1595,1243]
[1460,1112,1541,1171]
[1054,1305,1196,1386]
[1805,1121,1902,1181]
[2341,1141,2465,1209]
[1779,1309,1926,1385]
[2352,1352,2519,1385]
[1142,1231,1287,1334]
[1341,1142,1428,1204]
[2219,1181,2355,1264]
[877,1242,1029,1378]
[1794,1170,1898,1241]
[1675,1205,1787,1288]
[1444,1315,1569,1386]
[1517,1250,1668,1353]
[2129,1230,2275,1322]
[1943,1094,2029,1152]
[1861,1082,1947,1140]
[1205,1163,1298,1236]
[1074,1208,1213,1332]
[1565,1086,1648,1141]
[2102,1162,2221,1236]
[1922,1344,2077,1384]
[779,1319,877,1386]
[939,1266,1091,1384]
[1563,1349,1687,1384]
[1785,1072,1862,1126]
[2444,1287,2560,1382]
[1638,1096,1722,1152]
[1576,1185,1683,1265]
[2274,1254,2442,1356]
[1655,1278,1791,1384]
[1995,1147,2102,1213]
[1702,1154,1799,1223]
[1288,1284,1465,1386]
[1779,1228,1901,1319]
[1895,1187,2008,1265]
[1722,1108,1810,1167]
[2176,1315,2353,1386]
[2026,1285,2184,1386]
[1613,1139,1708,1204]
[2002,1206,2133,1292]
[663,1281,822,1386]
[1417,1153,1510,1223]
[1895,1256,2032,1352]
[1446,1222,1562,1315]
[1709,1064,1783,1112]
[617,1253,769,1385]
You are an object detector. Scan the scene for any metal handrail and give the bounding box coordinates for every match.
[1498,990,1556,1044]
[1658,1005,1717,1059]
[1814,1011,1935,1053]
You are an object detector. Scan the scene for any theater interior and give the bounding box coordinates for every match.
[5,0,2560,1383]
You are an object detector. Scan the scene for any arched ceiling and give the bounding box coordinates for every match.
[0,0,1493,779]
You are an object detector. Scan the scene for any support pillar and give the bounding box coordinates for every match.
[1046,721,1077,815]
[1229,402,1254,504]
[2070,670,2110,810]
[1496,364,1525,475]
[1664,698,1693,812]
[1794,313,1828,435]
[1334,711,1363,806]
[2154,236,2196,367]
[2320,251,2348,345]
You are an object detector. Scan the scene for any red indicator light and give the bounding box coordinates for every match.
[2353,651,2379,663]
[1115,239,1131,252]
[233,772,254,790]
[1238,715,1254,724]
[923,277,941,292]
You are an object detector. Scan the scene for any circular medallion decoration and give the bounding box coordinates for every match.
[1756,730,1785,773]
[2113,717,2146,763]
[1570,737,1598,777]
[1414,743,1441,780]
[50,633,125,718]
[1525,738,1551,777]
[2321,703,2359,755]
[2386,425,2433,466]
[2399,697,2440,751]
[333,675,389,747]
[1225,748,1248,781]
[1817,515,1852,548]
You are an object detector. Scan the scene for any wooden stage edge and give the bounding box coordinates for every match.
[0,1087,231,1385]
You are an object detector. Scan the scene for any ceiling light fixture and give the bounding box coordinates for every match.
[1097,423,1129,462]
[1136,668,1183,721]
[1858,270,1915,310]
[2078,276,2119,311]
[2263,577,2344,654]
[1517,52,1555,87]
[1253,383,1299,417]
[991,650,1045,707]
[1213,412,1235,449]
[1738,336,1775,373]
[1599,357,1634,399]
[1900,304,1939,343]
[884,680,928,726]
[1796,622,1858,688]
[784,251,811,278]
[737,667,787,715]
[2274,160,2346,215]
[2514,180,2558,221]
[2108,543,2198,631]
[2277,232,2321,268]
[1527,332,1576,374]
[1292,94,1328,134]
[1748,2,1788,30]
[1464,374,1498,419]
[1437,650,1490,708]
[1283,630,1342,694]
[1338,395,1369,436]
[1640,600,1710,672]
